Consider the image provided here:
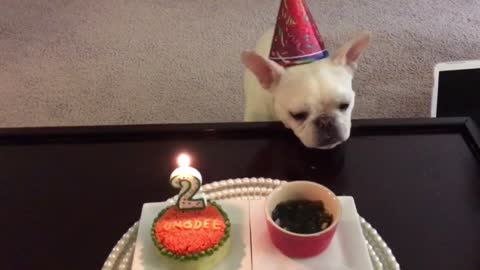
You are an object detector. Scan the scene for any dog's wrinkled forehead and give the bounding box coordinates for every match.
[275,60,354,110]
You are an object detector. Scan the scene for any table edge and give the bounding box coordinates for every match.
[0,117,479,161]
[0,117,471,136]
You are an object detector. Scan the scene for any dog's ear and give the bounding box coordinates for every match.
[331,32,371,71]
[241,51,285,91]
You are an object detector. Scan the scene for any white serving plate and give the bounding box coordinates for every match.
[102,178,400,270]
[132,200,252,270]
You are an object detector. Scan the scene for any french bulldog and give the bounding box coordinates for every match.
[241,29,371,149]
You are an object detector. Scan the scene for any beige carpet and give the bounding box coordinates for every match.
[1,0,479,127]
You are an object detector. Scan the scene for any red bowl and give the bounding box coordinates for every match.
[264,181,342,258]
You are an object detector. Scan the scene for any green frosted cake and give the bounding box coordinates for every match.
[151,201,231,270]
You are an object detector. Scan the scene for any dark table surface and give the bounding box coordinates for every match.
[1,118,479,270]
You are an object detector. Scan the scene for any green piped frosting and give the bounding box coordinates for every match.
[150,201,231,262]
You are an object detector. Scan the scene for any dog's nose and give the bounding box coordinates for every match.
[314,116,334,129]
[315,116,340,143]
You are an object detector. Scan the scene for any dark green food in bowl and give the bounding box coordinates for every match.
[271,199,333,234]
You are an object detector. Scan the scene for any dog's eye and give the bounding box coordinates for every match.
[339,103,350,111]
[290,111,308,121]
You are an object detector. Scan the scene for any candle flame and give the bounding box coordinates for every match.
[177,153,191,167]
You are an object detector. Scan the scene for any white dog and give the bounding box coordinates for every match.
[241,29,371,149]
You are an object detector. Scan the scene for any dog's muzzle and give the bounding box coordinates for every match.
[314,116,344,148]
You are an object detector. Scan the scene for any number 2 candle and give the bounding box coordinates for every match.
[169,153,207,210]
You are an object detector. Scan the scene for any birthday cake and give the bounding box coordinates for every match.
[150,201,231,270]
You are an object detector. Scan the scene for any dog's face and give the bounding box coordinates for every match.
[242,32,370,149]
[272,61,355,148]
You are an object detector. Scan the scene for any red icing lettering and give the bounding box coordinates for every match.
[163,222,172,230]
[194,220,203,229]
[173,220,183,228]
[203,219,211,229]
[164,219,219,230]
[212,219,221,230]
[183,220,193,229]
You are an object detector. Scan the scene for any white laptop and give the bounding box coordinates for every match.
[431,60,480,121]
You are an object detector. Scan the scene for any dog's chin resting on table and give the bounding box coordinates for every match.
[241,29,371,149]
